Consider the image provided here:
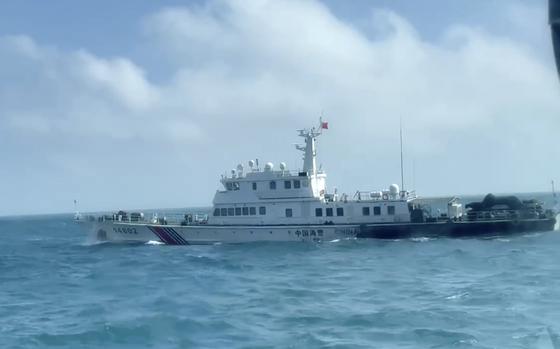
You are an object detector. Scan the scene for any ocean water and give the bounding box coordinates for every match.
[1,206,560,348]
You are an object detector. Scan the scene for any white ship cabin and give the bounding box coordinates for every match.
[209,122,416,226]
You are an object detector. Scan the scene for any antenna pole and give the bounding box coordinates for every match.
[412,158,416,191]
[400,118,404,191]
[552,179,559,210]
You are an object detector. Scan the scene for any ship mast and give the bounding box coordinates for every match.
[296,118,327,175]
[400,118,405,192]
[553,180,558,208]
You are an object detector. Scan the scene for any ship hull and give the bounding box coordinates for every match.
[79,221,359,245]
[357,217,557,239]
[79,216,556,245]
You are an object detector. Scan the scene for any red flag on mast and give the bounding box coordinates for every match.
[321,121,329,129]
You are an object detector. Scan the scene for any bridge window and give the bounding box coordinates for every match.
[235,207,242,216]
[326,207,333,216]
[250,207,256,215]
[374,207,381,215]
[242,207,249,216]
[221,208,227,216]
[233,182,240,191]
[252,182,257,190]
[315,208,323,217]
[213,208,220,216]
[227,208,234,216]
[337,207,344,216]
[226,182,233,191]
[388,206,395,215]
[362,207,370,216]
[259,206,266,215]
[284,180,291,189]
[293,180,301,189]
[270,181,276,190]
[285,208,293,217]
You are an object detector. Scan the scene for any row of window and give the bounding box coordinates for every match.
[226,180,307,191]
[214,206,267,217]
[226,179,307,191]
[269,180,303,190]
[215,205,396,218]
[362,206,395,216]
[315,207,344,217]
[225,182,240,191]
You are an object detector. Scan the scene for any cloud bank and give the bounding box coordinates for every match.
[0,0,559,215]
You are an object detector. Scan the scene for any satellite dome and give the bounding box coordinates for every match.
[389,184,399,195]
[264,162,274,172]
[279,162,287,171]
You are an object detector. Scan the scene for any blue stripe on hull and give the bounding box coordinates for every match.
[146,226,190,245]
[147,226,166,243]
[164,227,189,245]
[148,226,181,245]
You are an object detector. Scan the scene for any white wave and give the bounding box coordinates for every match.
[411,237,434,243]
[0,302,38,307]
[522,232,543,238]
[145,240,165,245]
[82,235,109,246]
[445,292,470,300]
[329,239,340,243]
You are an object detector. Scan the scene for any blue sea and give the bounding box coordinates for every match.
[2,197,560,348]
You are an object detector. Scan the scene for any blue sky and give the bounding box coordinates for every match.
[0,0,559,216]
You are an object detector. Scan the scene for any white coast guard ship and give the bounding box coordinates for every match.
[77,120,422,244]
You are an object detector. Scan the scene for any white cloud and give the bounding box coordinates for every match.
[74,51,159,111]
[1,0,559,215]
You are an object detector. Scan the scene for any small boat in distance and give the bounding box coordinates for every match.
[76,120,557,244]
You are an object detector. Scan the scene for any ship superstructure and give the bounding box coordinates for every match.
[210,121,414,227]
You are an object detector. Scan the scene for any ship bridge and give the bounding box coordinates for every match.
[213,120,329,206]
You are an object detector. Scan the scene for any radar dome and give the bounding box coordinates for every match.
[237,164,244,172]
[248,160,255,168]
[389,184,399,195]
[279,162,287,171]
[264,162,274,172]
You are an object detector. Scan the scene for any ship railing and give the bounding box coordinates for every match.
[90,212,209,226]
[229,169,314,180]
[352,190,417,202]
[465,208,542,221]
